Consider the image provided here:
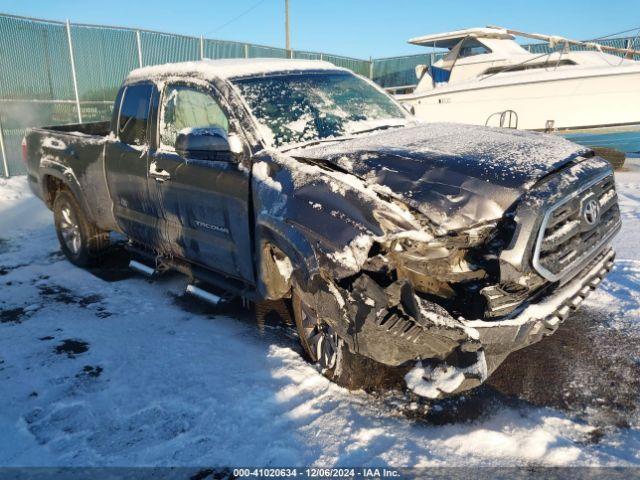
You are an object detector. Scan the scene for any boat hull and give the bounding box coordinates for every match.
[399,69,640,132]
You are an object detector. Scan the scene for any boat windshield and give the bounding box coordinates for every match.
[233,71,407,148]
[428,37,494,85]
[457,38,492,58]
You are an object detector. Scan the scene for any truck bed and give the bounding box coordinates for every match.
[24,120,115,231]
[38,121,111,137]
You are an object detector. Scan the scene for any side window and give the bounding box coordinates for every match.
[160,85,229,149]
[118,83,153,146]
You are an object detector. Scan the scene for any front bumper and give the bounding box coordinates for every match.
[466,248,615,358]
[316,246,615,398]
[403,247,615,398]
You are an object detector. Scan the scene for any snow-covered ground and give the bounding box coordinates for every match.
[0,167,639,468]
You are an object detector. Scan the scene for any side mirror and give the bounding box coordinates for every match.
[175,126,234,161]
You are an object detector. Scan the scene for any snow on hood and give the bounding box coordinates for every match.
[289,123,590,230]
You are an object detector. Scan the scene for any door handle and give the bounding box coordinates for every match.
[149,161,171,183]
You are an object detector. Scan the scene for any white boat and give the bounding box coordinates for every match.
[397,26,640,132]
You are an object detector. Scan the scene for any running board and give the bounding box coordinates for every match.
[186,284,223,305]
[128,260,156,277]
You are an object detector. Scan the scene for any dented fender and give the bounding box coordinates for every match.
[251,148,421,292]
[250,149,482,366]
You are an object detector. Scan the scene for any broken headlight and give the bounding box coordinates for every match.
[387,223,497,299]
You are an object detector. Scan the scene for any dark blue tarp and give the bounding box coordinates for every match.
[430,66,451,83]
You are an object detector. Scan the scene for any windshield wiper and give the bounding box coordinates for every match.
[350,123,405,136]
[279,136,352,152]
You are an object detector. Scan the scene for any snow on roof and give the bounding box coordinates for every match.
[126,58,346,83]
[409,27,514,48]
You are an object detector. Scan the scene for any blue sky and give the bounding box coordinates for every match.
[2,0,639,59]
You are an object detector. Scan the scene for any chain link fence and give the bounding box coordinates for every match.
[0,13,372,177]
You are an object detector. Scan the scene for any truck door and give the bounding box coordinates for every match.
[148,81,254,283]
[105,83,162,249]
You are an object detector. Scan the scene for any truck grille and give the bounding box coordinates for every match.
[532,173,621,282]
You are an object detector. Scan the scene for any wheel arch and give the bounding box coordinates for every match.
[40,169,95,223]
[255,218,319,301]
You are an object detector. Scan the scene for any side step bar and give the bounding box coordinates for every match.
[129,260,156,277]
[125,242,253,305]
[186,284,223,305]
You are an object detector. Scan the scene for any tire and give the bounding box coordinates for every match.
[292,287,346,378]
[53,190,109,267]
[292,287,403,391]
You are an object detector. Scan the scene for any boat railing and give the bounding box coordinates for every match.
[485,110,519,129]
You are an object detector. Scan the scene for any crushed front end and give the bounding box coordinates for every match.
[312,156,621,399]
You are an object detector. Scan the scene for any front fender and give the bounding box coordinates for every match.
[251,149,390,297]
[250,150,481,367]
[254,218,318,300]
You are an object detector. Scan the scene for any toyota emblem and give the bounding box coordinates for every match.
[582,198,600,227]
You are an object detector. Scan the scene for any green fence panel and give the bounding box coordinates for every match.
[247,44,289,58]
[321,54,370,77]
[80,102,114,123]
[0,15,74,101]
[372,54,430,89]
[140,30,200,66]
[204,39,246,59]
[599,38,623,49]
[525,42,552,54]
[526,39,640,59]
[71,24,138,102]
[591,37,640,60]
[292,50,322,60]
[0,13,377,177]
[0,13,380,177]
[0,101,79,176]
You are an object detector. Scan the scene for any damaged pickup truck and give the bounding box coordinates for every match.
[23,59,621,399]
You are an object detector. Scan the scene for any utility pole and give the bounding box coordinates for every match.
[285,0,291,53]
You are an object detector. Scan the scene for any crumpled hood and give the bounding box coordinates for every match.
[288,123,590,231]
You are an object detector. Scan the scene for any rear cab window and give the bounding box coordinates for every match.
[118,83,154,146]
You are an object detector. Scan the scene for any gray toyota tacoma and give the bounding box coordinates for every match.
[23,59,621,398]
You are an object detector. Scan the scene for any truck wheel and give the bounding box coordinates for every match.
[292,288,346,375]
[293,287,409,392]
[53,190,109,267]
[292,287,386,390]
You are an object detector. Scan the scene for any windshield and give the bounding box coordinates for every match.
[232,71,407,148]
